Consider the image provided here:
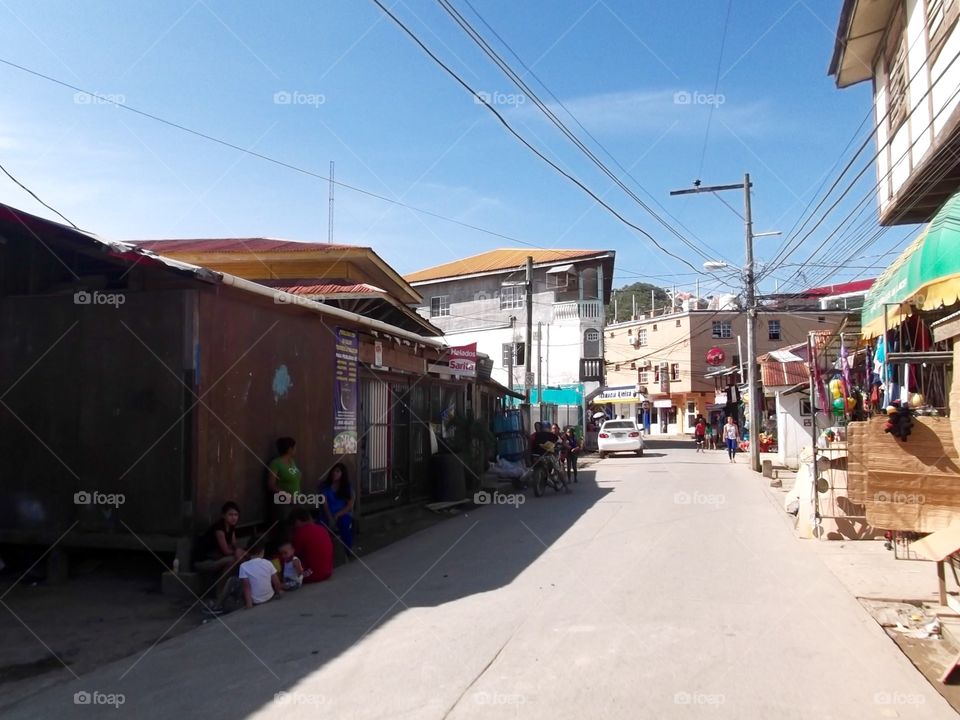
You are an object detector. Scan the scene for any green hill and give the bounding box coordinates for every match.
[606,282,671,324]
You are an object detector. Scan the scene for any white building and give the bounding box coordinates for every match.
[830,0,960,224]
[404,248,615,426]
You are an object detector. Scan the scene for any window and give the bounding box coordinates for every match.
[614,364,621,371]
[653,324,658,331]
[583,328,601,358]
[500,286,525,310]
[928,0,959,63]
[670,363,681,381]
[885,11,908,132]
[653,366,660,382]
[676,319,681,327]
[636,328,648,347]
[630,362,636,370]
[800,399,812,416]
[501,342,525,367]
[818,316,826,324]
[638,371,650,384]
[546,271,578,290]
[712,320,732,339]
[430,295,449,317]
[768,319,781,341]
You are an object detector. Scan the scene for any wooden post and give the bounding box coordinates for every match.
[938,560,948,606]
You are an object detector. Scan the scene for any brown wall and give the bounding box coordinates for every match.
[194,286,356,529]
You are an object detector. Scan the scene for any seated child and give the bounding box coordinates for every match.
[273,541,308,590]
[239,541,283,609]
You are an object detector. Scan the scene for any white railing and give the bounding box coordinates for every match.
[553,299,603,321]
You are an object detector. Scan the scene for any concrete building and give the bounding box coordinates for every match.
[603,308,847,435]
[830,0,960,225]
[404,248,615,428]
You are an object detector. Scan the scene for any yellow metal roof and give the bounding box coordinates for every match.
[404,248,610,283]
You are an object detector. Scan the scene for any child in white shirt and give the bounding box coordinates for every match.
[239,543,283,608]
[277,541,306,590]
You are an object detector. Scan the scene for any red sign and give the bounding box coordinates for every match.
[448,343,477,377]
[706,347,726,366]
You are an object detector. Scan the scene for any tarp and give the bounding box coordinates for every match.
[862,191,960,338]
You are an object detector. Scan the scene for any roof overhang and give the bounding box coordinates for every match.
[129,240,423,305]
[829,0,897,88]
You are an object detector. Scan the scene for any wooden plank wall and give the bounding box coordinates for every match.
[848,416,960,532]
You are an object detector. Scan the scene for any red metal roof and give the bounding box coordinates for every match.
[760,360,810,388]
[268,280,385,295]
[800,278,874,297]
[131,238,358,253]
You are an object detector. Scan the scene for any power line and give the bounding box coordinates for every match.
[0,160,80,229]
[457,0,733,266]
[0,56,557,252]
[695,0,734,181]
[369,0,711,276]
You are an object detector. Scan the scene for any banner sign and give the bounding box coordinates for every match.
[448,343,477,376]
[659,362,670,394]
[333,328,358,455]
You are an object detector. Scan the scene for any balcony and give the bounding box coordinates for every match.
[580,357,604,383]
[553,299,603,321]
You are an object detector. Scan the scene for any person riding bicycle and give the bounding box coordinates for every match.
[530,422,560,460]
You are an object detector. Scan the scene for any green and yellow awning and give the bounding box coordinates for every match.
[862,191,960,338]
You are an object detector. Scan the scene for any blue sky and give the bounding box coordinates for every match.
[0,0,908,296]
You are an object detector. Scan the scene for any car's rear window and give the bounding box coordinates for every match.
[603,421,635,429]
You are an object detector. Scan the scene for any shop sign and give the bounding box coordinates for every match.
[653,399,673,408]
[448,343,477,377]
[333,328,358,455]
[659,362,670,394]
[597,387,639,402]
[706,347,726,366]
[374,340,383,367]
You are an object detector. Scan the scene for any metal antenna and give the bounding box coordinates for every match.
[328,160,335,243]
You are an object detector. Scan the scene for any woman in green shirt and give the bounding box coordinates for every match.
[268,436,301,497]
[268,437,301,537]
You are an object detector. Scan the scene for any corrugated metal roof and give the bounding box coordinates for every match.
[271,281,385,295]
[131,238,358,253]
[760,360,810,388]
[404,248,610,283]
[800,278,874,297]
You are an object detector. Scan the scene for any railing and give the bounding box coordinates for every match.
[580,357,604,382]
[554,299,603,321]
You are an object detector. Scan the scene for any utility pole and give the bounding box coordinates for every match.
[613,291,618,323]
[537,320,543,410]
[508,316,516,394]
[632,294,636,320]
[525,256,533,404]
[670,174,761,472]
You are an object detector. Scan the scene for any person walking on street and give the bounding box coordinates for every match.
[694,416,706,452]
[563,427,580,482]
[723,416,740,463]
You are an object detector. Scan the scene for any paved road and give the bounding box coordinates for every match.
[6,443,957,718]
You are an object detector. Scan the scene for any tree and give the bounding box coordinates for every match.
[606,282,671,324]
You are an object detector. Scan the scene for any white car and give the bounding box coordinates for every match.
[597,419,644,458]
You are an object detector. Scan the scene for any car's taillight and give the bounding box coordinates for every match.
[598,432,609,438]
[628,432,640,437]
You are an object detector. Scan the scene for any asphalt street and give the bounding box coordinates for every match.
[5,441,957,719]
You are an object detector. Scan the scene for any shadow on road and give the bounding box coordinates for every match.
[4,472,612,719]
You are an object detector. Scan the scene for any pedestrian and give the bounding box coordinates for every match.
[194,501,247,614]
[268,436,301,538]
[694,416,706,452]
[563,427,580,482]
[239,540,283,609]
[290,508,334,583]
[320,462,355,554]
[723,416,740,463]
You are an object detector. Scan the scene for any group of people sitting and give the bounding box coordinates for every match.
[529,422,580,481]
[193,437,356,614]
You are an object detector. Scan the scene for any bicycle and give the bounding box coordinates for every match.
[530,442,571,497]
